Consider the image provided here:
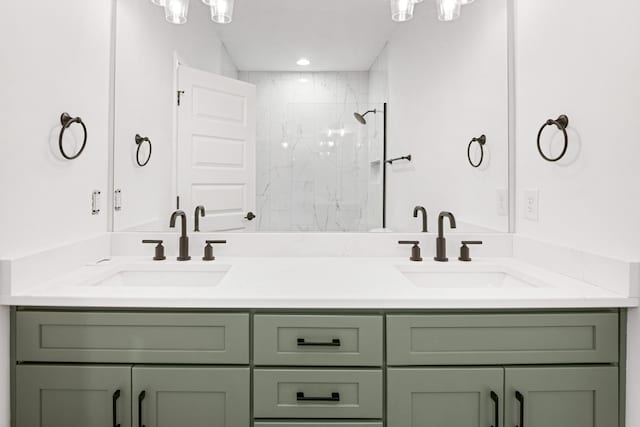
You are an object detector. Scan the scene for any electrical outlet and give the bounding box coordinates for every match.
[523,189,539,221]
[496,189,508,216]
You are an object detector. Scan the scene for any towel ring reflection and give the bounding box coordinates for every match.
[537,114,569,162]
[467,135,486,168]
[135,134,152,167]
[58,113,87,160]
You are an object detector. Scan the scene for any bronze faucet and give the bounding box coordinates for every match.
[169,210,191,261]
[413,206,428,232]
[434,211,456,262]
[194,205,205,232]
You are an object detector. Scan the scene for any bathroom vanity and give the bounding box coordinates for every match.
[12,309,622,427]
[6,255,632,427]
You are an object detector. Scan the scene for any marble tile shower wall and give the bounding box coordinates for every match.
[238,71,383,231]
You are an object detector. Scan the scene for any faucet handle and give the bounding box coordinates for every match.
[203,240,227,261]
[459,241,483,262]
[142,240,166,261]
[398,241,423,262]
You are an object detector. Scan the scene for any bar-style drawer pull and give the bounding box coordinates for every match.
[297,338,341,347]
[296,391,340,402]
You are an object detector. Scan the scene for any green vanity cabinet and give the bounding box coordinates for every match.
[133,366,250,427]
[16,365,132,427]
[387,368,504,427]
[13,309,622,427]
[504,366,618,427]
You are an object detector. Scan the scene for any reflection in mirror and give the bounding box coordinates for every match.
[112,0,509,233]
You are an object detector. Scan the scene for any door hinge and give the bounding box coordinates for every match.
[177,90,185,106]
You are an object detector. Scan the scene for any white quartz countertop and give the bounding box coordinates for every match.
[1,257,636,309]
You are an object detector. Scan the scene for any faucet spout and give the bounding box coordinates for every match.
[169,210,191,261]
[194,205,205,232]
[437,211,457,238]
[434,211,456,262]
[413,206,428,232]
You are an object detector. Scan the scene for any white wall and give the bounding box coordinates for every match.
[385,0,509,233]
[0,0,113,258]
[515,0,640,261]
[113,0,238,231]
[514,0,640,424]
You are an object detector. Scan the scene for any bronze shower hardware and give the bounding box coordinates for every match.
[537,114,569,162]
[386,154,412,165]
[467,134,486,167]
[58,112,87,160]
[135,134,152,167]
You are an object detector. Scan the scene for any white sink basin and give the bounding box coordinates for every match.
[399,270,542,289]
[89,265,231,288]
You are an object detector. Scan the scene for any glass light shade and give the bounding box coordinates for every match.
[390,0,415,22]
[437,0,461,21]
[151,0,166,6]
[164,0,190,24]
[210,0,235,24]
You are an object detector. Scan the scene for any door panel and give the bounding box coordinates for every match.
[505,366,618,427]
[133,366,250,427]
[16,365,132,427]
[177,66,256,232]
[387,368,503,427]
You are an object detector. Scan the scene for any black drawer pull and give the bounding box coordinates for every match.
[112,390,121,427]
[515,390,524,427]
[296,391,340,402]
[490,390,499,427]
[297,338,341,347]
[138,390,146,427]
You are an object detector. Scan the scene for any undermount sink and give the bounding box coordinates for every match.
[398,270,542,289]
[89,265,231,288]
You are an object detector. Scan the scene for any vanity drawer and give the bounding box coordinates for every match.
[16,311,249,364]
[387,312,618,365]
[254,315,383,366]
[253,369,383,419]
[255,424,383,427]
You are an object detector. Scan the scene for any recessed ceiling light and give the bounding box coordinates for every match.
[297,58,311,66]
[299,77,309,84]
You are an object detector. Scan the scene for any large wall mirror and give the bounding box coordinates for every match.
[112,0,510,233]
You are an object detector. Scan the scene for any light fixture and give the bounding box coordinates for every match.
[151,0,166,6]
[208,0,234,24]
[411,0,424,3]
[437,0,461,21]
[299,77,309,84]
[460,0,474,4]
[297,58,311,66]
[164,0,190,24]
[390,0,415,22]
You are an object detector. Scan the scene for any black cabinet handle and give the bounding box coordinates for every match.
[244,211,256,220]
[112,390,121,427]
[490,390,499,427]
[138,390,146,427]
[297,338,341,347]
[515,391,524,427]
[296,391,340,402]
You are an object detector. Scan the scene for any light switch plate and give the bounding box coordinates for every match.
[523,189,539,221]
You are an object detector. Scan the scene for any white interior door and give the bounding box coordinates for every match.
[177,65,256,232]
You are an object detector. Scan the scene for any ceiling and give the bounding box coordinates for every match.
[210,0,398,71]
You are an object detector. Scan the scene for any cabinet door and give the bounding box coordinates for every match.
[388,368,503,427]
[16,365,132,427]
[505,367,618,427]
[133,366,250,427]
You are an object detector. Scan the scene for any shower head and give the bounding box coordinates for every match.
[353,109,377,125]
